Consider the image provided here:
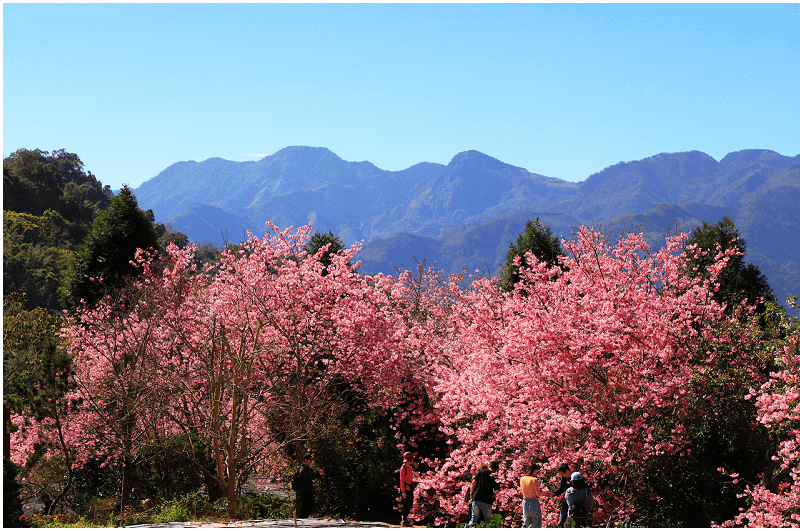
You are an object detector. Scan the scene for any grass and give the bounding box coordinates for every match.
[18,492,296,528]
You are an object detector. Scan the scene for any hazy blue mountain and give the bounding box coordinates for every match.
[134,146,799,305]
[555,150,723,223]
[135,146,445,245]
[357,211,580,277]
[134,146,577,245]
[383,150,579,238]
[164,203,255,246]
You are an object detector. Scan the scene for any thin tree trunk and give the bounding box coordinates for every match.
[3,408,10,460]
[120,453,132,510]
[50,418,74,515]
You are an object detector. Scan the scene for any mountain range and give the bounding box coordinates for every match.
[133,146,800,305]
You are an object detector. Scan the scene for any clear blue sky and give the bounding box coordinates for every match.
[4,3,799,190]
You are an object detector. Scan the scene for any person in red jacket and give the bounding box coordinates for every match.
[399,452,416,526]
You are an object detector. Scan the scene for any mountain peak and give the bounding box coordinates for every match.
[270,145,340,162]
[720,149,796,169]
[449,149,502,164]
[445,150,527,174]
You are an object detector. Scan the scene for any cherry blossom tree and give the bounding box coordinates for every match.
[44,223,422,519]
[12,220,790,526]
[56,252,175,509]
[409,226,760,526]
[718,298,800,527]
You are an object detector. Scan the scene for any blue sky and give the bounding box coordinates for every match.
[4,3,799,191]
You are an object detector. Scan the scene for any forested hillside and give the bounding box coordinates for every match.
[3,149,197,313]
[4,149,115,312]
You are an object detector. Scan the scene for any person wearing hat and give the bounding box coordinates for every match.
[399,452,416,526]
[564,471,593,527]
[294,453,325,518]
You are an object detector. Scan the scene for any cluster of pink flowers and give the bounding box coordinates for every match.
[717,337,800,527]
[10,222,799,525]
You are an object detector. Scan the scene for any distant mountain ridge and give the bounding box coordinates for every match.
[133,146,800,304]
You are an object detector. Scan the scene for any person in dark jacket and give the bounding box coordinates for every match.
[565,471,593,527]
[469,461,500,526]
[549,464,571,527]
[294,454,325,518]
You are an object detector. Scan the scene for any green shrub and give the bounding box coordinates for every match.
[459,512,505,528]
[239,493,295,520]
[153,500,190,524]
[178,491,228,521]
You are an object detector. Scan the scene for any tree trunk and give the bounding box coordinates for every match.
[120,453,132,510]
[50,415,73,515]
[225,484,239,520]
[3,407,10,460]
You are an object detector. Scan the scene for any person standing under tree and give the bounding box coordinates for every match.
[469,461,500,526]
[520,462,553,527]
[549,464,571,527]
[565,471,593,527]
[293,454,325,518]
[399,452,416,526]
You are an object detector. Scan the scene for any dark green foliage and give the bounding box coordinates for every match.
[631,384,769,526]
[4,148,112,226]
[4,148,115,314]
[684,217,775,314]
[160,230,190,251]
[3,210,75,312]
[6,341,73,424]
[4,457,26,527]
[3,293,61,398]
[64,435,220,515]
[311,415,401,522]
[62,185,160,311]
[138,434,219,502]
[305,230,346,275]
[239,493,295,520]
[500,217,565,291]
[3,149,63,216]
[67,459,125,513]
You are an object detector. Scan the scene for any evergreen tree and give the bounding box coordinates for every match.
[305,230,347,275]
[684,217,775,313]
[61,185,159,311]
[4,457,25,527]
[500,217,565,291]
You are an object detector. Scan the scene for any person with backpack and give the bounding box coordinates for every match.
[565,471,593,527]
[399,452,416,526]
[520,462,553,527]
[291,453,325,518]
